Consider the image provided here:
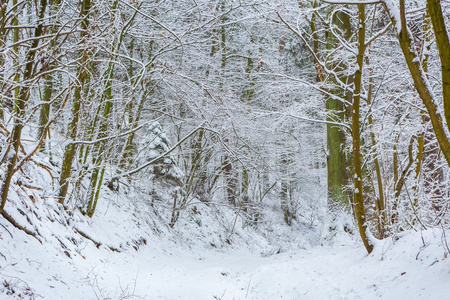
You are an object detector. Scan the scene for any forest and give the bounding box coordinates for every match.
[0,0,450,299]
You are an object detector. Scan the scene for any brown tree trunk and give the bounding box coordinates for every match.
[384,0,450,167]
[352,4,373,254]
[1,0,48,213]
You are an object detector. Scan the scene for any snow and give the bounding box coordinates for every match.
[0,119,449,300]
[383,0,402,35]
[1,187,449,300]
[2,0,450,298]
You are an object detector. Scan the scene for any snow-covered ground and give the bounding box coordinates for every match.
[1,182,449,300]
[0,132,448,299]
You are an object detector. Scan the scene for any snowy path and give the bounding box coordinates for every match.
[2,223,449,299]
[76,235,449,300]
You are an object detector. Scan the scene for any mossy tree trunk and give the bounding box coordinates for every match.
[383,0,450,168]
[366,63,386,238]
[120,39,154,168]
[58,0,92,205]
[326,8,352,211]
[85,0,140,217]
[427,0,450,131]
[352,4,373,254]
[37,0,61,151]
[0,1,8,121]
[0,0,48,213]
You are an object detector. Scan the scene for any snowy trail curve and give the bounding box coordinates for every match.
[1,219,449,300]
[90,235,448,300]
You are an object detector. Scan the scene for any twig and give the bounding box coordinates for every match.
[0,223,13,238]
[1,210,41,243]
[441,224,450,255]
[108,123,206,182]
[74,228,121,252]
[74,228,102,248]
[246,277,252,298]
[30,158,57,180]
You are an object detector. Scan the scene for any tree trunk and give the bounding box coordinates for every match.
[223,151,236,207]
[38,75,53,150]
[384,0,450,167]
[326,9,351,210]
[37,0,61,150]
[352,4,373,254]
[1,0,48,214]
[58,0,92,204]
[427,0,450,130]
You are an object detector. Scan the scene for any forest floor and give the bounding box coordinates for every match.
[0,163,449,299]
[0,192,449,300]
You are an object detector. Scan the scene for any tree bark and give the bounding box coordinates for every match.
[427,0,450,130]
[1,0,48,213]
[58,0,92,204]
[326,8,352,210]
[384,0,450,167]
[352,4,373,253]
